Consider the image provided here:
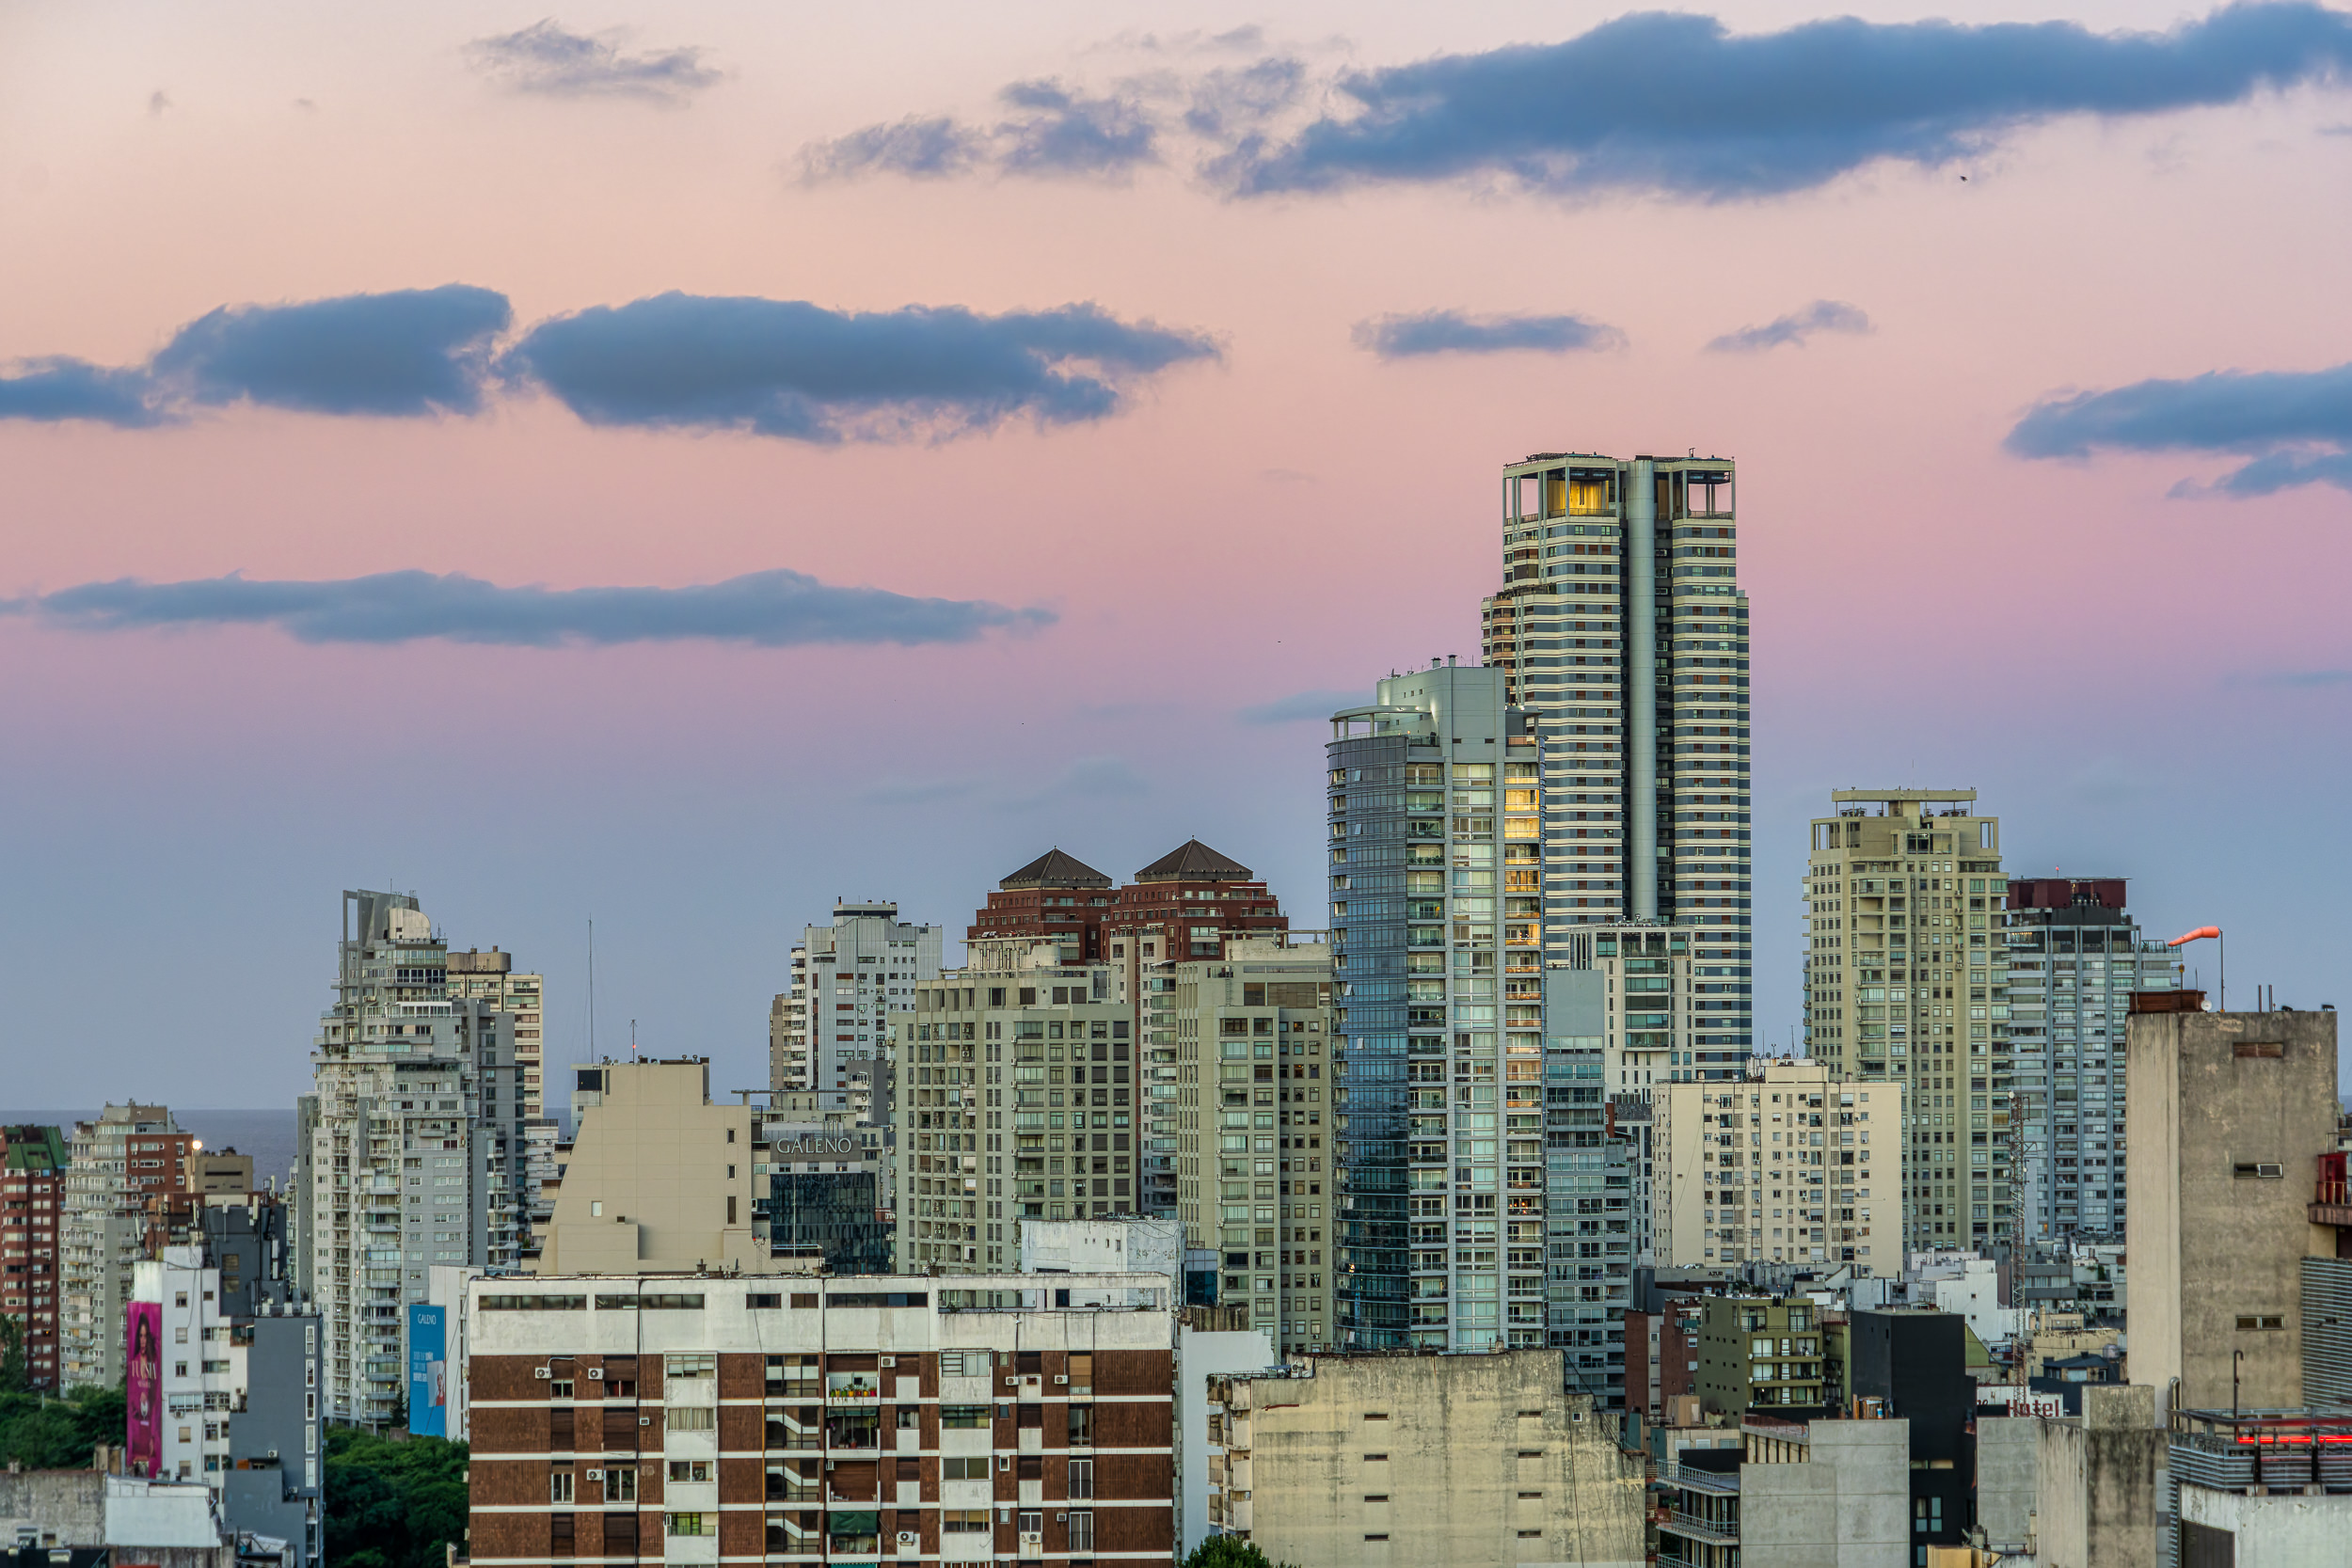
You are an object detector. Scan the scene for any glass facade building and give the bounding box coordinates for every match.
[1999,879,2177,1243]
[1481,453,1752,1074]
[1327,664,1543,1350]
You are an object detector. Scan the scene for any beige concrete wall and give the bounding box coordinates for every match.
[2034,1386,2162,1568]
[532,1060,770,1275]
[1224,1351,1643,1568]
[2125,1009,2338,1411]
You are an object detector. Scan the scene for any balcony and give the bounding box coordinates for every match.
[1659,1509,1739,1545]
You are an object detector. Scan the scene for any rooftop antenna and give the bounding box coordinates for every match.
[588,918,596,1059]
[631,1020,638,1060]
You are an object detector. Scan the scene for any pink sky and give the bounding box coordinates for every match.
[3,1,2348,1107]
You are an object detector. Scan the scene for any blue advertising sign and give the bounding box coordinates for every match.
[407,1304,447,1436]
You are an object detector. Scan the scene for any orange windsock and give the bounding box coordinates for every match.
[2168,926,2221,947]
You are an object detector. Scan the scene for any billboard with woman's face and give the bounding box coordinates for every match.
[126,1301,162,1476]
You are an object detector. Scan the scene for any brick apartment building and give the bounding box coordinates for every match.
[465,1273,1177,1566]
[0,1124,68,1389]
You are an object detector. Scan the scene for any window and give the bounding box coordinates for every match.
[940,1404,992,1428]
[1067,1511,1094,1552]
[667,1461,712,1481]
[1068,1405,1094,1447]
[1363,1494,1390,1503]
[665,1353,716,1379]
[943,1510,992,1534]
[2233,1162,2284,1180]
[665,1513,709,1538]
[1363,1453,1388,1463]
[608,1468,637,1502]
[941,1456,991,1481]
[549,1472,575,1503]
[2236,1314,2286,1331]
[1363,1412,1390,1422]
[1068,1459,1093,1499]
[665,1408,715,1432]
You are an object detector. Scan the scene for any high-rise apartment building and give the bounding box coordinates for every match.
[1560,922,1738,1091]
[1481,452,1752,1065]
[1802,789,2010,1252]
[445,947,554,1227]
[295,889,528,1425]
[1649,1059,1903,1272]
[59,1103,192,1388]
[1104,841,1292,1215]
[1326,662,1545,1350]
[777,902,942,1117]
[2000,879,2178,1243]
[0,1124,67,1389]
[898,958,1134,1272]
[1169,935,1333,1356]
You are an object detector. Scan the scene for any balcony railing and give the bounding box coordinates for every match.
[1658,1510,1739,1544]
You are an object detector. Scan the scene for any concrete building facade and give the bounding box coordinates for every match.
[1169,937,1334,1357]
[1479,453,1753,1061]
[294,889,527,1425]
[1326,663,1545,1350]
[1649,1060,1903,1271]
[1659,1415,1910,1568]
[1803,788,2011,1253]
[444,947,554,1229]
[461,1271,1176,1568]
[533,1059,771,1275]
[2125,998,2339,1412]
[60,1104,193,1388]
[1,1124,68,1389]
[1205,1350,1644,1568]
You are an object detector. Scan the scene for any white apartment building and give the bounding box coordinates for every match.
[776,901,942,1112]
[59,1104,188,1388]
[295,890,528,1426]
[1650,1058,1904,1272]
[446,947,554,1229]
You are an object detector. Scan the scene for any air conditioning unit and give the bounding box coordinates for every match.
[585,1469,603,1481]
[1054,1375,1068,1386]
[586,1368,604,1380]
[1004,1376,1018,1387]
[265,1449,278,1461]
[1056,1513,1067,1523]
[639,1417,651,1427]
[880,1355,895,1368]
[533,1368,551,1379]
[896,1532,918,1544]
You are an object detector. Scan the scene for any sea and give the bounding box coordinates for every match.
[0,1108,301,1191]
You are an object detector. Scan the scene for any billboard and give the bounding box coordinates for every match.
[407,1304,447,1436]
[125,1301,162,1476]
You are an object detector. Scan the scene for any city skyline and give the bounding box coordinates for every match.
[8,1,2352,1109]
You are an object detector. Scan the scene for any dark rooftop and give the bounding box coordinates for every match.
[1134,838,1253,885]
[999,848,1114,891]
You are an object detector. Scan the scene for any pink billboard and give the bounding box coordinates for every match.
[126,1301,161,1477]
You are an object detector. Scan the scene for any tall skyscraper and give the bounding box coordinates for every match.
[1481,451,1752,1070]
[296,890,526,1425]
[1327,662,1544,1350]
[1803,789,2010,1252]
[59,1103,191,1387]
[2000,879,2177,1243]
[444,948,554,1229]
[776,901,942,1114]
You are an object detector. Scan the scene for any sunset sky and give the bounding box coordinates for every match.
[6,1,2350,1108]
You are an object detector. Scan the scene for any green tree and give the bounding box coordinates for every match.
[323,1427,469,1568]
[0,1383,126,1470]
[0,1315,26,1394]
[1181,1538,1301,1568]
